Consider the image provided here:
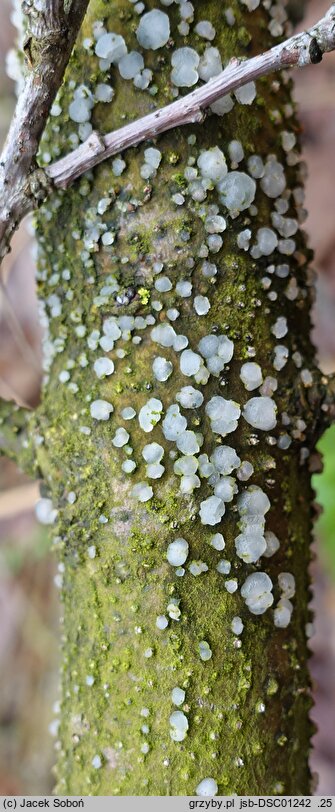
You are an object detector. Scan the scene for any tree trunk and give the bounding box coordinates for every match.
[15,0,325,795]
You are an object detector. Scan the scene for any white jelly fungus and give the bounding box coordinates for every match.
[166,538,189,567]
[196,778,218,797]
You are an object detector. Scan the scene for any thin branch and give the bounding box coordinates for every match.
[1,3,335,264]
[0,0,90,262]
[47,4,335,188]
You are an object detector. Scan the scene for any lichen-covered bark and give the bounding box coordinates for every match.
[29,0,322,795]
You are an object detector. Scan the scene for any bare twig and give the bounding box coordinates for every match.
[1,4,335,264]
[47,4,335,188]
[0,0,90,262]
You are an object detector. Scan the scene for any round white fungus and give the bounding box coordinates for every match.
[234,81,256,105]
[216,559,231,574]
[122,459,136,474]
[174,456,198,476]
[151,322,176,347]
[225,579,238,594]
[153,356,173,381]
[146,463,164,479]
[196,778,218,797]
[69,97,91,123]
[237,460,254,481]
[210,445,241,475]
[210,533,225,551]
[145,147,162,168]
[103,318,121,339]
[162,404,187,440]
[173,334,189,352]
[205,214,226,233]
[218,171,256,213]
[171,687,186,706]
[241,0,260,8]
[169,710,189,741]
[176,280,192,297]
[199,640,212,661]
[205,396,241,436]
[272,316,288,339]
[231,616,244,636]
[200,495,225,525]
[121,407,136,420]
[197,147,227,184]
[87,546,96,560]
[243,397,277,431]
[171,47,199,87]
[274,598,293,628]
[176,386,204,409]
[198,334,219,357]
[206,358,225,377]
[210,95,234,116]
[35,498,58,525]
[235,532,267,563]
[167,308,179,321]
[131,482,153,502]
[112,427,129,447]
[93,357,115,378]
[237,229,252,250]
[138,398,163,432]
[118,51,144,79]
[176,430,200,455]
[156,615,168,630]
[228,140,244,164]
[273,345,289,371]
[95,32,127,63]
[247,155,264,178]
[194,295,210,315]
[278,572,295,598]
[166,538,189,567]
[260,158,286,199]
[142,442,164,463]
[240,362,263,391]
[195,20,216,40]
[90,399,114,421]
[260,376,278,397]
[238,486,270,517]
[255,227,278,256]
[241,572,274,615]
[112,158,125,177]
[199,47,222,81]
[263,531,280,558]
[136,10,170,50]
[180,349,202,376]
[189,560,209,576]
[198,454,215,478]
[95,83,114,103]
[214,476,237,502]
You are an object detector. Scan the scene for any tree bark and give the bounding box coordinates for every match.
[18,0,326,795]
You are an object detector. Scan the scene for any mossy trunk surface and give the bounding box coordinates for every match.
[28,0,320,796]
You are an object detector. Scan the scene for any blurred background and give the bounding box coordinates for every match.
[0,0,335,795]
